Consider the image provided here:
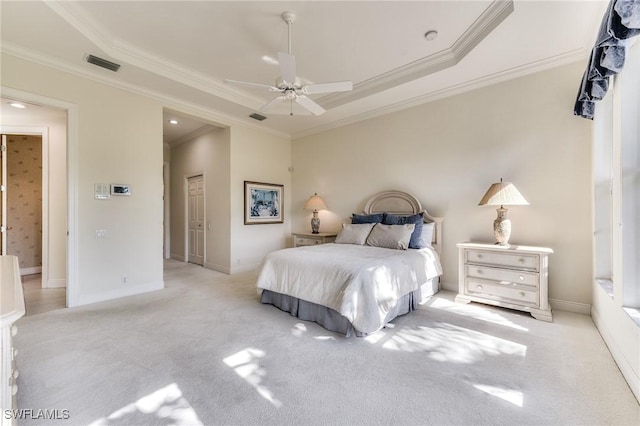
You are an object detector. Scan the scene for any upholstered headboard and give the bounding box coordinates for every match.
[362,190,443,255]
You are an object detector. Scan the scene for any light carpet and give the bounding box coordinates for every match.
[14,259,640,425]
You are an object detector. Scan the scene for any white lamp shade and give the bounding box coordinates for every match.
[304,193,327,211]
[478,181,529,206]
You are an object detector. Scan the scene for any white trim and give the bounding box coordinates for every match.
[591,305,640,402]
[1,87,79,308]
[549,298,592,315]
[171,254,185,262]
[77,281,164,306]
[0,125,49,289]
[20,266,42,276]
[163,161,171,259]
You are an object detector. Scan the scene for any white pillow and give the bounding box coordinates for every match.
[419,222,435,248]
[334,223,375,245]
[365,223,415,250]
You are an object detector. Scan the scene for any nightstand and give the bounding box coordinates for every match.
[455,242,553,321]
[292,232,337,247]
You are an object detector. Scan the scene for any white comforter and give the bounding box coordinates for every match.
[256,243,442,334]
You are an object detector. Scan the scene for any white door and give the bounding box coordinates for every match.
[187,175,205,266]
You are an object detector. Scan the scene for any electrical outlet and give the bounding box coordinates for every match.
[95,229,107,239]
[121,275,127,284]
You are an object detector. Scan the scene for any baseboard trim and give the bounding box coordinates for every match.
[20,266,42,276]
[45,279,66,288]
[229,262,260,274]
[171,254,185,262]
[549,298,591,315]
[77,281,164,306]
[591,305,640,403]
[204,261,230,274]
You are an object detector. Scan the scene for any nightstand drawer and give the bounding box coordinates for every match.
[466,249,539,271]
[295,237,322,246]
[465,265,538,286]
[466,279,538,306]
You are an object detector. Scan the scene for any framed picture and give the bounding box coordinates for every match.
[244,181,284,225]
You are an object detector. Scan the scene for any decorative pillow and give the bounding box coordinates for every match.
[365,223,415,250]
[419,222,435,248]
[334,223,376,245]
[383,212,424,249]
[351,213,385,224]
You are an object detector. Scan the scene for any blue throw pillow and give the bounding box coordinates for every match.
[383,212,424,249]
[351,213,385,224]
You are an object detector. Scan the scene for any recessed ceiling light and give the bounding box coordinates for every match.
[424,30,438,41]
[168,119,179,125]
[9,102,26,109]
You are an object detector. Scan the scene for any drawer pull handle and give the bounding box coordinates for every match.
[519,275,525,281]
[477,269,483,274]
[476,285,483,291]
[518,258,526,264]
[476,254,483,259]
[519,291,526,297]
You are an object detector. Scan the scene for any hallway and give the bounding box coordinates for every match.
[21,274,65,316]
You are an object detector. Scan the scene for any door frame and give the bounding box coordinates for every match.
[184,172,205,264]
[0,127,49,286]
[2,86,78,307]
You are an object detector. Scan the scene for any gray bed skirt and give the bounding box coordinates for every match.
[260,279,439,337]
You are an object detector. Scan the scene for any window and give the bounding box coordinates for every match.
[593,39,640,311]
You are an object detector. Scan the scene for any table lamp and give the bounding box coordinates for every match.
[304,193,327,234]
[478,179,529,245]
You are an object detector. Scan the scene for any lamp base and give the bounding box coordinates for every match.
[310,211,320,234]
[493,207,511,245]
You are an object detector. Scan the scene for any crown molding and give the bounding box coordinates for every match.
[44,1,265,110]
[292,47,589,140]
[0,45,291,140]
[167,124,220,148]
[317,0,514,110]
[45,0,514,117]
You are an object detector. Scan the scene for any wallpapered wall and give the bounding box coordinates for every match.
[6,135,42,269]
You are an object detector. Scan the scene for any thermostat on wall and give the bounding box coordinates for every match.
[111,184,131,195]
[95,183,111,199]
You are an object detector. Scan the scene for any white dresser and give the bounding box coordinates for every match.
[455,242,553,321]
[1,256,25,426]
[292,232,337,247]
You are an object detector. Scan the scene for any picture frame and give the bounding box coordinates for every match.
[244,181,284,225]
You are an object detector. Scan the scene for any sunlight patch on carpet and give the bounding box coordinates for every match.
[474,384,524,407]
[380,323,527,362]
[223,347,282,408]
[429,298,529,331]
[89,383,202,425]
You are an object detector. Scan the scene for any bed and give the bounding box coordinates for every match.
[256,190,443,337]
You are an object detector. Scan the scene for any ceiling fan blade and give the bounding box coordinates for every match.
[302,81,353,95]
[224,79,280,91]
[259,96,287,112]
[278,52,297,85]
[295,95,326,116]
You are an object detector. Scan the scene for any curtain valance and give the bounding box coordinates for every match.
[574,0,640,119]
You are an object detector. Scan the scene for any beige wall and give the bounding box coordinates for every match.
[2,53,164,305]
[170,126,231,272]
[230,125,292,273]
[292,62,593,308]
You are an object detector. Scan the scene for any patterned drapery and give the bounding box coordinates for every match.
[574,0,640,119]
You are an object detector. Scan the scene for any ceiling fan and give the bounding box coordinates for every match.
[224,11,353,116]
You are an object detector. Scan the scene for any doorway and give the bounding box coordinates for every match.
[187,174,205,266]
[0,134,43,276]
